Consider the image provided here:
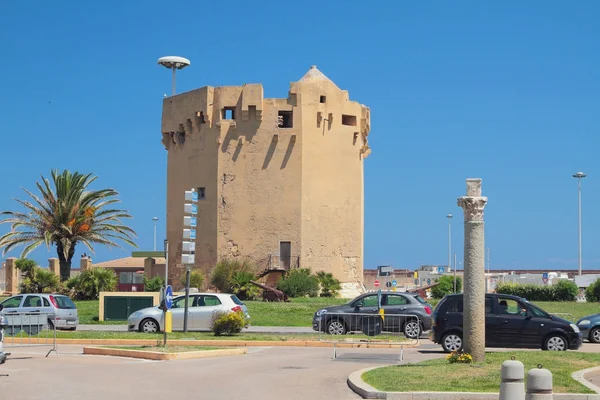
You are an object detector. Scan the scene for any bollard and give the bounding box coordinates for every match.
[500,359,525,400]
[526,365,553,400]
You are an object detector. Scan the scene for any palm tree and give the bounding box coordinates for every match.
[0,169,137,281]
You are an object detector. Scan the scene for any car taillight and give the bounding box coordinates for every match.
[231,306,242,312]
[424,306,432,315]
[49,295,59,308]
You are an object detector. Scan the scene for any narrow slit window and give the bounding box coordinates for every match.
[320,95,326,103]
[197,187,206,200]
[342,114,357,126]
[223,107,235,120]
[278,111,293,128]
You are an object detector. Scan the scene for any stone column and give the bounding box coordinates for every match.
[80,257,92,273]
[457,178,488,363]
[4,257,19,294]
[144,257,155,278]
[48,258,60,276]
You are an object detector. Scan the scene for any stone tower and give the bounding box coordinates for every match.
[161,66,371,296]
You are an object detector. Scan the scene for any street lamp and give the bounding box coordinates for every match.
[152,217,158,251]
[157,56,191,96]
[447,214,453,272]
[573,172,587,276]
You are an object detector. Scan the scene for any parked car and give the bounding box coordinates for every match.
[430,293,583,352]
[128,293,250,333]
[576,313,600,343]
[312,291,433,338]
[0,294,78,331]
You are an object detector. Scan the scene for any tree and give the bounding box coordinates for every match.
[431,275,462,299]
[0,170,137,281]
[585,279,600,302]
[316,271,342,297]
[67,268,117,300]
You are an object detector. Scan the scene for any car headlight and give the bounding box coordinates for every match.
[570,323,580,333]
[578,320,591,326]
[316,309,328,317]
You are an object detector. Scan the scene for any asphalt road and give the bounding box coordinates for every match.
[0,344,443,400]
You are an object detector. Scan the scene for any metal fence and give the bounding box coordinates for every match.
[2,312,58,358]
[550,312,575,322]
[317,312,421,361]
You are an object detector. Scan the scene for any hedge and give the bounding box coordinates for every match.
[495,279,578,302]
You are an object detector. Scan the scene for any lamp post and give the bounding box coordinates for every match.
[447,214,453,272]
[152,217,158,251]
[157,56,191,96]
[573,172,586,276]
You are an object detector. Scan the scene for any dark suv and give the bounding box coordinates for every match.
[312,291,432,338]
[430,293,583,352]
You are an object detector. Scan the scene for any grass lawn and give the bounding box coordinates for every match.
[362,351,600,394]
[104,345,224,352]
[75,297,349,326]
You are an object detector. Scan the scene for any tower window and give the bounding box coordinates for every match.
[342,114,357,126]
[197,187,206,200]
[278,111,293,128]
[320,95,326,103]
[223,107,236,120]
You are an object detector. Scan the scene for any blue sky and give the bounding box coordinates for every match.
[1,1,598,271]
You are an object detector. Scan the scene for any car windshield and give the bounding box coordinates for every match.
[54,296,76,309]
[230,295,244,306]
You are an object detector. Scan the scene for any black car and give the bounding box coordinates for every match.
[430,293,583,352]
[312,291,433,338]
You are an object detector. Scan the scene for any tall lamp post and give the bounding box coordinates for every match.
[157,56,191,96]
[447,214,453,272]
[152,217,158,251]
[573,172,586,276]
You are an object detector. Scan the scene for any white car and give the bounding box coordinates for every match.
[127,293,250,333]
[0,294,78,331]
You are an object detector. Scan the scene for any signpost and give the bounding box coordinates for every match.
[392,280,397,292]
[165,285,173,309]
[374,279,380,288]
[182,189,198,333]
[542,272,549,285]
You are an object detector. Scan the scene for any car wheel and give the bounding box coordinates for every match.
[139,318,159,333]
[403,320,421,339]
[326,319,347,335]
[441,332,463,353]
[589,327,600,344]
[543,334,567,351]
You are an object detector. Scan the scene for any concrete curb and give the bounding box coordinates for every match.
[83,346,247,361]
[347,366,600,400]
[40,338,420,348]
[573,366,600,394]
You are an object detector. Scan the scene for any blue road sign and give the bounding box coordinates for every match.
[414,278,419,285]
[438,267,445,274]
[427,278,431,285]
[165,285,173,310]
[542,272,549,285]
[392,280,398,287]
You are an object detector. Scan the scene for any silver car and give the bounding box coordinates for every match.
[0,294,79,330]
[128,293,250,333]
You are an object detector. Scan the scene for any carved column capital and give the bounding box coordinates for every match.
[457,196,488,222]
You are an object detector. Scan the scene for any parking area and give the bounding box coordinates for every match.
[0,344,443,400]
[1,341,599,400]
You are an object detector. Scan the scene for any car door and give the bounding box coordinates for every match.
[0,296,24,314]
[192,295,223,330]
[349,294,380,332]
[381,294,411,332]
[491,297,538,347]
[169,296,195,331]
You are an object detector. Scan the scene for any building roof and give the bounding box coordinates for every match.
[298,65,339,89]
[93,256,165,269]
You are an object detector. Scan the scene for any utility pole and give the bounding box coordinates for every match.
[572,172,586,276]
[152,217,158,251]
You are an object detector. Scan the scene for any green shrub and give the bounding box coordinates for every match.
[69,268,117,300]
[211,310,248,336]
[585,279,600,302]
[15,258,61,294]
[276,268,319,298]
[230,271,260,300]
[553,279,579,301]
[316,271,341,297]
[495,280,578,302]
[144,275,165,292]
[180,270,205,289]
[210,258,256,293]
[431,275,462,299]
